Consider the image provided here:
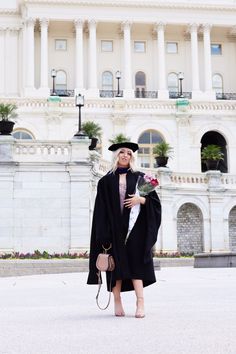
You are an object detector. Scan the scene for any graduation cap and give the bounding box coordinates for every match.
[108,142,139,152]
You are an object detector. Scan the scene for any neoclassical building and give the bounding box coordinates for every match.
[0,0,236,255]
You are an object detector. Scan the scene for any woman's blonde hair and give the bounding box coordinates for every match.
[111,148,137,173]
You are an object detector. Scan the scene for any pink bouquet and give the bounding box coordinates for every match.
[137,174,159,196]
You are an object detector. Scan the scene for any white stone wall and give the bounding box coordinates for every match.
[0,137,93,254]
[1,138,236,254]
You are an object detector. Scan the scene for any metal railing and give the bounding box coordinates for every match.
[169,91,192,99]
[99,90,124,98]
[135,91,158,98]
[216,93,236,100]
[50,89,75,97]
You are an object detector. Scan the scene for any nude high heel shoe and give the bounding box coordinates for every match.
[135,297,145,318]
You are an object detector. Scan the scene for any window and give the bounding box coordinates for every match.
[138,130,164,168]
[102,71,113,90]
[13,130,34,139]
[167,42,178,54]
[134,41,146,53]
[212,74,223,93]
[168,72,178,92]
[101,40,113,52]
[211,44,222,55]
[55,70,67,90]
[135,71,146,97]
[55,39,67,51]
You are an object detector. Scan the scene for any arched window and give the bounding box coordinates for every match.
[177,203,203,254]
[13,130,34,140]
[212,74,223,93]
[102,71,113,91]
[168,72,178,92]
[138,130,164,168]
[135,71,146,98]
[55,70,67,91]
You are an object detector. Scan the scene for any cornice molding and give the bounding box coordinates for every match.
[0,97,235,113]
[22,0,236,12]
[0,9,18,15]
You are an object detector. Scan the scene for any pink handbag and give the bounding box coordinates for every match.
[96,244,115,310]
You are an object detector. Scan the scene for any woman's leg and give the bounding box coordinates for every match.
[112,280,125,316]
[132,279,145,318]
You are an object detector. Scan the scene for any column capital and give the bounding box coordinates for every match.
[121,20,132,31]
[88,19,97,29]
[39,18,49,28]
[26,17,36,27]
[154,22,166,32]
[74,19,84,30]
[187,23,199,33]
[201,23,212,33]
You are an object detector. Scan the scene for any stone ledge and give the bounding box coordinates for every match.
[0,258,194,277]
[0,259,161,277]
[194,252,236,268]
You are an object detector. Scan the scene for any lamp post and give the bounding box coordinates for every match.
[74,93,86,138]
[116,70,121,97]
[178,72,184,98]
[51,69,57,96]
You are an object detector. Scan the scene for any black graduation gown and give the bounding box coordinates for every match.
[87,170,162,292]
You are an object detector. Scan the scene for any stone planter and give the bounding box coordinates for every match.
[89,137,98,150]
[155,156,169,167]
[0,121,15,135]
[205,159,220,171]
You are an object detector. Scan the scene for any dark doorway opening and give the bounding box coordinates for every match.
[201,131,228,172]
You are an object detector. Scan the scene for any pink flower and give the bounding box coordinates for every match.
[137,175,159,196]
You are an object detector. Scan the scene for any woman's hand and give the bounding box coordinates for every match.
[124,194,146,208]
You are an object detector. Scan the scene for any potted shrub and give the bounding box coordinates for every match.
[0,103,17,135]
[81,121,102,150]
[153,141,173,167]
[109,133,131,144]
[201,144,224,170]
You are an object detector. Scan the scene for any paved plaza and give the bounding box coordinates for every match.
[0,267,236,354]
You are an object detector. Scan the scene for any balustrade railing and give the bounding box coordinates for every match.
[99,90,124,98]
[135,91,158,98]
[14,141,71,161]
[216,93,236,100]
[169,91,192,99]
[50,89,74,97]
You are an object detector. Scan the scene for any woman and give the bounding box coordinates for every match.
[87,142,161,318]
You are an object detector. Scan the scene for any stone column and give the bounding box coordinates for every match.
[206,171,227,252]
[19,21,27,97]
[4,28,10,96]
[25,18,36,96]
[68,139,92,252]
[0,136,15,253]
[203,24,215,99]
[155,22,168,99]
[0,28,5,95]
[156,168,177,252]
[189,24,202,99]
[122,21,134,98]
[39,18,50,96]
[74,19,84,95]
[87,19,98,98]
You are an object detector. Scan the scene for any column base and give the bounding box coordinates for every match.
[38,87,50,98]
[191,91,205,100]
[202,90,216,100]
[157,90,169,100]
[74,88,86,96]
[86,88,99,99]
[123,89,134,99]
[23,87,38,97]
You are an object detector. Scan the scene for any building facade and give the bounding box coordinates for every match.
[0,0,236,254]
